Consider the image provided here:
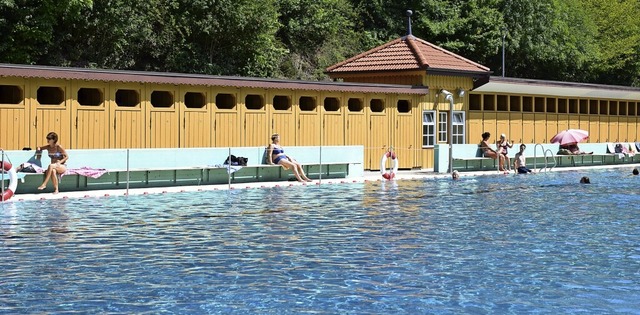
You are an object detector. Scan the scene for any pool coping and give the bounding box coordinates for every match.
[4,163,639,203]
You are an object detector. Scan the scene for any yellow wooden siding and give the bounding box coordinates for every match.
[181,111,209,147]
[244,111,268,147]
[268,90,295,145]
[179,86,211,148]
[32,79,71,149]
[112,110,142,148]
[110,82,145,148]
[296,112,320,145]
[522,113,535,143]
[146,84,178,148]
[0,78,29,150]
[533,114,546,143]
[345,94,366,148]
[546,114,558,143]
[75,108,108,149]
[295,93,321,146]
[270,112,295,145]
[367,113,390,170]
[496,113,509,140]
[608,116,619,142]
[321,93,345,146]
[629,117,638,142]
[213,111,240,147]
[147,111,177,148]
[71,81,109,149]
[507,113,523,144]
[568,114,580,130]
[599,117,610,142]
[0,107,27,150]
[240,89,268,147]
[467,112,483,144]
[588,116,599,143]
[394,111,416,168]
[557,114,569,132]
[482,113,497,140]
[618,116,629,142]
[578,115,590,142]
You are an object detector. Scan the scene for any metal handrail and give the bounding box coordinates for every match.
[533,144,556,172]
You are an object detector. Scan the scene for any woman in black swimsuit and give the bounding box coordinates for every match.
[36,132,68,194]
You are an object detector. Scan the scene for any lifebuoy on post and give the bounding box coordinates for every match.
[1,161,18,202]
[380,151,399,180]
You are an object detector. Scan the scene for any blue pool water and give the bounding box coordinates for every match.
[1,169,640,314]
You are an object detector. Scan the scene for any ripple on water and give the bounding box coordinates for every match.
[2,169,640,314]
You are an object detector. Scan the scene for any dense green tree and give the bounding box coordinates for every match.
[582,0,640,86]
[275,0,362,80]
[0,0,639,85]
[0,0,92,64]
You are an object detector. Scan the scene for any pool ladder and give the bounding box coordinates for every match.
[533,144,556,172]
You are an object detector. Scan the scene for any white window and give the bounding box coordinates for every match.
[437,111,466,144]
[452,111,465,144]
[438,112,448,142]
[422,111,436,147]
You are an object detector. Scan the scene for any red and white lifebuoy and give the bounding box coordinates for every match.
[2,160,18,201]
[380,151,399,180]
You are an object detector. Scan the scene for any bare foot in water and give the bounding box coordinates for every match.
[38,185,46,190]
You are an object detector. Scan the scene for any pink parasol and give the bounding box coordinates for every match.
[550,129,589,145]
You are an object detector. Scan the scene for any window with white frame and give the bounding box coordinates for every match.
[422,111,435,147]
[438,112,447,142]
[452,111,465,144]
[437,111,466,144]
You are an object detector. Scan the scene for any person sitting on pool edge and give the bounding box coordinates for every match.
[497,133,513,171]
[513,144,532,174]
[37,131,69,194]
[479,132,506,171]
[267,133,312,182]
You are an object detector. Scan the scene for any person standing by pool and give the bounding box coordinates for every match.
[479,132,505,171]
[37,132,68,194]
[267,133,311,182]
[514,144,532,174]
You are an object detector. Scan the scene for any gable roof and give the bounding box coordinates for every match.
[326,35,490,76]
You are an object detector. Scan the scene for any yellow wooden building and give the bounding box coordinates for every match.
[2,34,640,171]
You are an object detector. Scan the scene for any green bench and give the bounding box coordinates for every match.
[3,146,363,194]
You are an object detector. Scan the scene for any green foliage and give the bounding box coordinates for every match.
[0,0,638,85]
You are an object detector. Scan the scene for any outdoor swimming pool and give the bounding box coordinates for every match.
[1,168,640,314]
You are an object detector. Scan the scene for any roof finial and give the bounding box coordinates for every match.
[406,10,413,36]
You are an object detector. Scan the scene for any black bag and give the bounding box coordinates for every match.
[224,155,248,166]
[615,143,624,153]
[17,163,37,173]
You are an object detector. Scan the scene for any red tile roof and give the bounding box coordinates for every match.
[326,35,490,75]
[0,63,429,95]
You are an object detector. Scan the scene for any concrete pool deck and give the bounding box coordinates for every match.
[4,163,639,202]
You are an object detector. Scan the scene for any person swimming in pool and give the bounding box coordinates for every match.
[267,133,311,182]
[36,131,68,194]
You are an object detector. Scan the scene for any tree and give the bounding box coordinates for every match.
[0,0,92,64]
[582,0,640,86]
